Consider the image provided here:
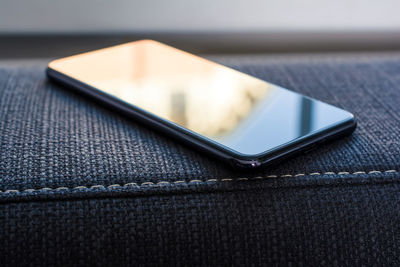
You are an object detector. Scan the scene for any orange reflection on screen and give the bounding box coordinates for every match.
[49,40,272,138]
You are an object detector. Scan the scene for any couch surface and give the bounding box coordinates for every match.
[0,53,399,266]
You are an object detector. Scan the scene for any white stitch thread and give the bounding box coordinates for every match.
[41,187,52,191]
[55,187,68,191]
[156,181,170,185]
[91,185,105,189]
[189,180,203,183]
[24,189,36,192]
[123,183,137,187]
[107,184,121,188]
[74,186,87,190]
[0,170,397,194]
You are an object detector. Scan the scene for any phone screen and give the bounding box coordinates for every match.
[49,40,353,156]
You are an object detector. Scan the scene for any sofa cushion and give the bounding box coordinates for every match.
[0,54,399,265]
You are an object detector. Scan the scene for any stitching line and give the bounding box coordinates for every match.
[0,169,397,194]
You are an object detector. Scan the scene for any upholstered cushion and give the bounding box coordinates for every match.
[0,54,399,265]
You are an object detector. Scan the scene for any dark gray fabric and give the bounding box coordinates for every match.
[2,181,400,266]
[0,55,399,266]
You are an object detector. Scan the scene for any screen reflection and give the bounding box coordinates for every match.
[49,40,353,155]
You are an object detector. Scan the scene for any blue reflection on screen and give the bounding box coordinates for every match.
[214,86,353,155]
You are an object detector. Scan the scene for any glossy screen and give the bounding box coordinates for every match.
[49,40,353,155]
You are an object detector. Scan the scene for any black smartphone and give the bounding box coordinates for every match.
[47,40,356,169]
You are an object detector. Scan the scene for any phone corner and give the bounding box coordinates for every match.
[230,157,263,169]
[346,114,358,132]
[45,66,56,80]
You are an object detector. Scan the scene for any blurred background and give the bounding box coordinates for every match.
[1,0,400,58]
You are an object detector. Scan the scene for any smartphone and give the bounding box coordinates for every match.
[47,40,356,169]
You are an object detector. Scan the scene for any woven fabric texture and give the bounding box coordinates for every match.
[0,55,399,266]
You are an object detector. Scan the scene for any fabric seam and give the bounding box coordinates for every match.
[0,169,397,195]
